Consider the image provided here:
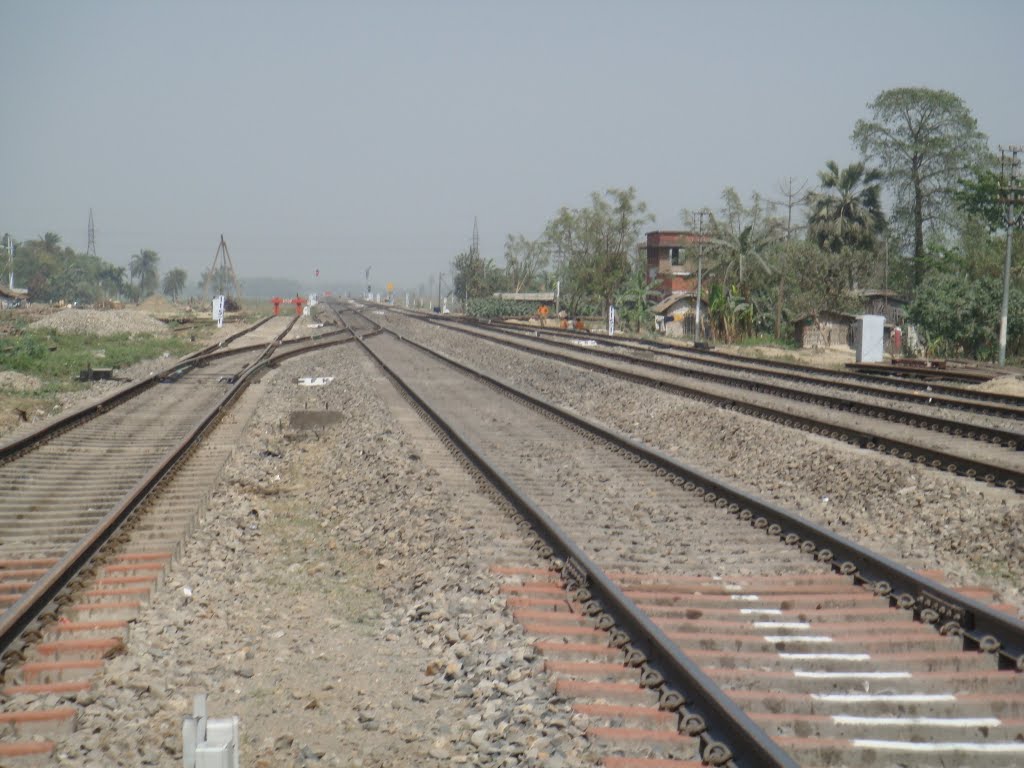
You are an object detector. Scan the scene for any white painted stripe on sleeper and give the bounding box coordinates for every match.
[813,693,956,703]
[834,715,1000,728]
[795,670,911,679]
[850,740,1024,754]
[779,653,870,661]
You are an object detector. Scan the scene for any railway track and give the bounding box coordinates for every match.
[379,309,1024,492]
[0,313,358,763]
[452,315,1024,412]
[327,300,1024,767]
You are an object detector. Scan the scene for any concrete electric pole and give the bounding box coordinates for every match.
[998,146,1023,366]
[693,209,710,344]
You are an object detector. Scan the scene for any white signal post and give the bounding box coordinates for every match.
[212,295,225,328]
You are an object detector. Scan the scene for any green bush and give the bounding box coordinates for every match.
[466,298,548,319]
[909,272,1024,359]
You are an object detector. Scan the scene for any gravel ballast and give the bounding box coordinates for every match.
[385,311,1024,612]
[13,307,1021,766]
[52,344,596,768]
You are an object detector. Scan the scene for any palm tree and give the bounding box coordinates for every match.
[808,161,885,254]
[162,268,188,302]
[39,232,62,254]
[98,264,127,299]
[129,249,160,299]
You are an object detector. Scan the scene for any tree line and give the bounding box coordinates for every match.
[0,232,192,304]
[451,87,1023,359]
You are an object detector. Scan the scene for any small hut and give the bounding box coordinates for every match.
[792,311,857,349]
[652,292,708,339]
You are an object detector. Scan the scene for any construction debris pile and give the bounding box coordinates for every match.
[29,308,171,337]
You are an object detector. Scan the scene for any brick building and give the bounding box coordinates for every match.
[640,230,708,295]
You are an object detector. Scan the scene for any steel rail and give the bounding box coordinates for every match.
[418,318,1024,449]
[178,313,275,361]
[0,316,286,465]
[347,325,797,768]
[0,321,348,661]
[368,313,1024,491]
[430,312,1024,412]
[0,366,252,659]
[184,314,300,369]
[262,330,375,367]
[0,373,164,465]
[369,325,1024,672]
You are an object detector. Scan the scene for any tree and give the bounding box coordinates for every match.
[956,161,1005,233]
[807,160,886,254]
[707,283,755,343]
[909,272,1024,359]
[615,263,659,333]
[852,87,988,288]
[129,249,160,298]
[503,235,549,293]
[451,249,505,303]
[98,264,127,299]
[162,268,188,302]
[4,230,133,304]
[545,187,653,314]
[702,188,784,292]
[781,240,862,320]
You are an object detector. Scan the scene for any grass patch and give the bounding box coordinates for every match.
[737,333,798,350]
[0,329,198,393]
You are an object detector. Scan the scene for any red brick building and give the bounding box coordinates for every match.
[641,230,707,295]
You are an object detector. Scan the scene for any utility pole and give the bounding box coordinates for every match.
[884,238,890,320]
[773,178,808,338]
[468,217,480,311]
[998,146,1023,367]
[694,209,710,344]
[4,235,13,291]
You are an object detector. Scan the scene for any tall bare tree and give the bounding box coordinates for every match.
[852,87,988,287]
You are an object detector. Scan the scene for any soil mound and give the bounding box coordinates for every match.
[29,308,171,336]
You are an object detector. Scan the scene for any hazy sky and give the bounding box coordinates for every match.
[2,1,1021,293]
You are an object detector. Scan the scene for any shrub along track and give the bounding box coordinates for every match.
[327,301,1024,768]
[0,314,361,763]
[384,310,1024,493]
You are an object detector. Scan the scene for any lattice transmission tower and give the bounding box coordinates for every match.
[203,235,242,301]
[86,209,97,257]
